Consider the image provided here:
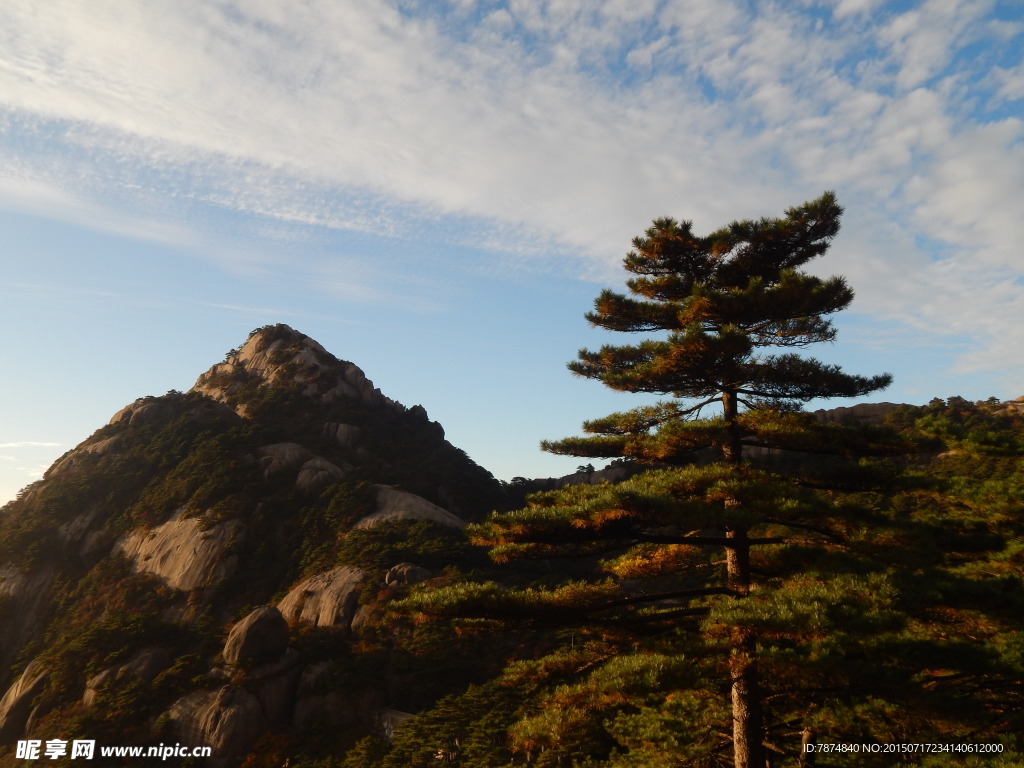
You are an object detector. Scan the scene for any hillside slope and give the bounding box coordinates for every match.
[0,325,505,766]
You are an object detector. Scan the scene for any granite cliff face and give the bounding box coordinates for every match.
[0,325,504,767]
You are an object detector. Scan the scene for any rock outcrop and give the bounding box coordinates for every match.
[296,456,349,496]
[117,510,243,592]
[0,658,48,744]
[998,396,1024,415]
[191,326,397,415]
[277,566,370,633]
[0,566,57,683]
[324,422,360,449]
[353,486,467,530]
[257,442,313,477]
[256,444,350,495]
[385,563,433,587]
[223,606,290,668]
[167,686,265,768]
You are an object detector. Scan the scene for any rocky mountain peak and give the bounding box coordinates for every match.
[191,324,396,417]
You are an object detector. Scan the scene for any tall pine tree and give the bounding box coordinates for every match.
[543,190,888,464]
[411,193,895,768]
[542,192,890,768]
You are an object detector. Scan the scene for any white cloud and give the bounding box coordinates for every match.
[0,442,62,448]
[833,0,885,19]
[878,0,994,91]
[0,0,1022,379]
[993,61,1024,102]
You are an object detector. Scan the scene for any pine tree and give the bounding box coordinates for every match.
[542,190,889,465]
[539,192,891,767]
[409,194,897,767]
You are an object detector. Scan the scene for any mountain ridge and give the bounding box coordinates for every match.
[0,324,509,766]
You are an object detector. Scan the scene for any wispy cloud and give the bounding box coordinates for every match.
[0,442,62,449]
[0,0,1022,375]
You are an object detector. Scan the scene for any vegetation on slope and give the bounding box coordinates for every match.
[0,327,1021,767]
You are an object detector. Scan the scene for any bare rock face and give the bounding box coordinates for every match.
[108,398,178,426]
[167,686,264,768]
[84,647,172,706]
[323,422,360,449]
[277,566,369,632]
[191,326,396,415]
[117,510,244,592]
[0,566,57,683]
[81,434,122,456]
[353,486,466,530]
[0,658,48,744]
[223,606,290,668]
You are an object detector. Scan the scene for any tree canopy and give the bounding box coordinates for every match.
[543,191,891,466]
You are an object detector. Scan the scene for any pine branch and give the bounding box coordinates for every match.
[759,518,844,542]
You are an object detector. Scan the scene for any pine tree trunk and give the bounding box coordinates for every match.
[726,531,766,768]
[799,725,816,768]
[730,627,766,768]
[721,389,743,465]
[725,525,751,595]
[721,390,767,768]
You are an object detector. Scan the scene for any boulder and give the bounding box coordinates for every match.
[385,563,433,587]
[353,486,466,530]
[223,606,290,667]
[277,567,369,632]
[296,457,349,496]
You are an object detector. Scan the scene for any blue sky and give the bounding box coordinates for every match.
[2,0,1023,505]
